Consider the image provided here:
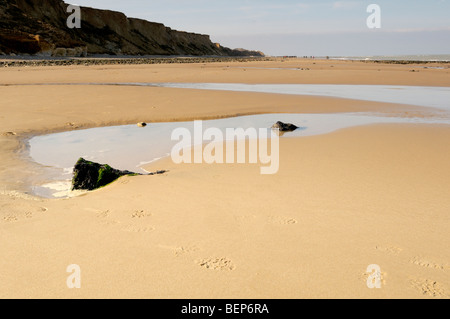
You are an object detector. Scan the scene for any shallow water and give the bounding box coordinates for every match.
[28,112,450,198]
[147,83,450,112]
[5,83,450,111]
[331,54,450,62]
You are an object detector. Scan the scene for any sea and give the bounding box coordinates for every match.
[329,54,450,62]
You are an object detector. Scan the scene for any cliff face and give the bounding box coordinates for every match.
[0,0,263,57]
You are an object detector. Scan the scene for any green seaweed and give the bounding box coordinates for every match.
[96,164,118,189]
[97,164,111,185]
[72,157,165,191]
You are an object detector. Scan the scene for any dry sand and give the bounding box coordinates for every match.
[0,59,449,298]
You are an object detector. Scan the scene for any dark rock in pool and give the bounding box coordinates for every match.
[271,121,299,132]
[72,158,166,191]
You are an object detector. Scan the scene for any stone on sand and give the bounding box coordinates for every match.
[271,121,299,132]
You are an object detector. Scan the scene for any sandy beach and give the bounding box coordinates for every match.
[0,58,449,299]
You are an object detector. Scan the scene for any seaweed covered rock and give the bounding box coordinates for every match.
[72,158,140,191]
[271,121,299,132]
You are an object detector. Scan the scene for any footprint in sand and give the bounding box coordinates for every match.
[1,204,49,223]
[131,210,151,218]
[410,279,448,298]
[89,209,119,225]
[3,215,18,222]
[196,258,235,271]
[410,257,449,271]
[96,210,110,218]
[269,216,298,225]
[122,225,155,233]
[174,246,199,257]
[375,245,403,255]
[159,245,199,257]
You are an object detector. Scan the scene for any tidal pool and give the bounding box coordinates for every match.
[148,83,450,112]
[6,83,450,111]
[28,112,450,198]
[21,82,450,198]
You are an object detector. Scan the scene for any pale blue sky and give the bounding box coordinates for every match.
[72,0,450,56]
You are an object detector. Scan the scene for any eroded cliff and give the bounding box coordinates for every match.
[0,0,263,57]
